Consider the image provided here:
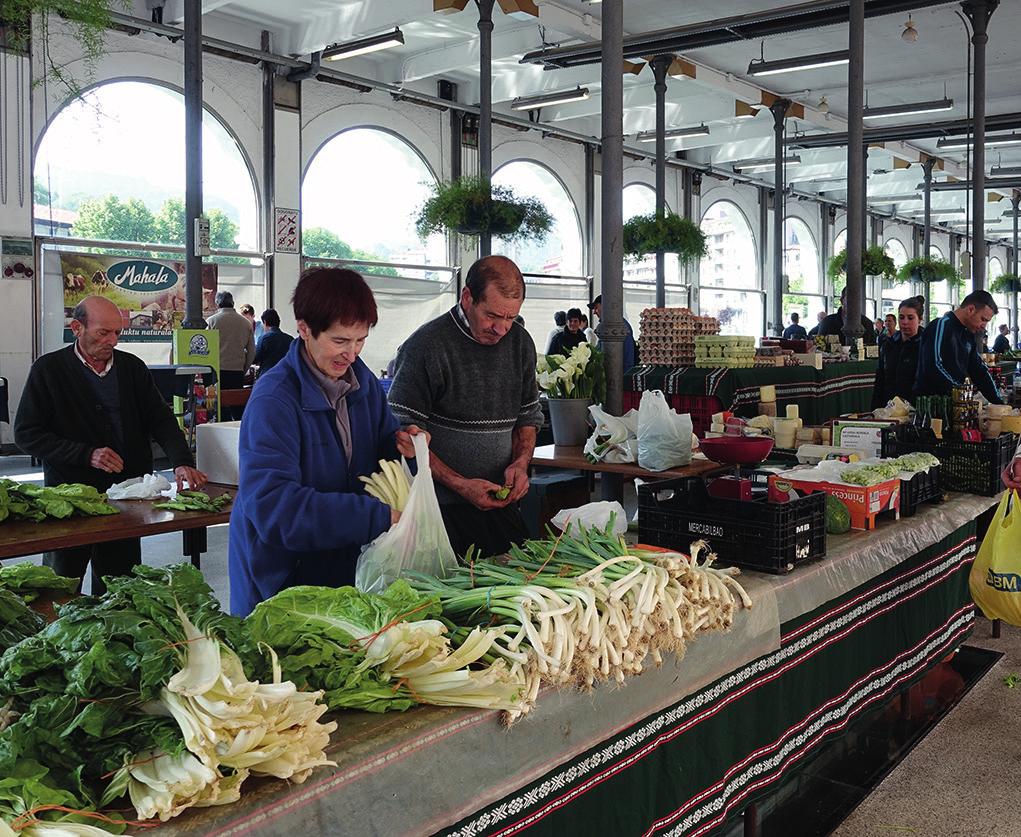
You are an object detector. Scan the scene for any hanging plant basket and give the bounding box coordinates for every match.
[415,176,554,244]
[622,212,708,266]
[990,273,1021,294]
[827,246,896,280]
[895,256,964,290]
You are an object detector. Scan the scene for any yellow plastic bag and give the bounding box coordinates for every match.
[970,490,1021,625]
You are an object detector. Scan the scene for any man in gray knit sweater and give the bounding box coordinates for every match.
[388,255,543,557]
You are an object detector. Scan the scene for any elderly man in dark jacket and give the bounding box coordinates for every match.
[15,295,205,594]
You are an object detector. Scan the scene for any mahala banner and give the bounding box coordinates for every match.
[60,252,217,342]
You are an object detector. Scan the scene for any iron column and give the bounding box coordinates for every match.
[477,0,495,257]
[771,98,791,336]
[183,0,206,328]
[651,54,672,307]
[844,0,865,345]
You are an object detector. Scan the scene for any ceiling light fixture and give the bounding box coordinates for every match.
[937,132,1021,150]
[902,15,918,43]
[323,27,405,61]
[863,97,953,120]
[817,96,829,114]
[868,195,922,203]
[991,165,1021,177]
[747,48,849,77]
[510,85,590,110]
[636,123,710,142]
[732,155,801,173]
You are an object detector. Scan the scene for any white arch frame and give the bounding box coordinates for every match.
[492,156,585,278]
[34,75,262,248]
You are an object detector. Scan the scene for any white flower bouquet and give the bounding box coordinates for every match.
[536,342,606,401]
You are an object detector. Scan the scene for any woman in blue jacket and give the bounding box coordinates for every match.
[228,267,421,616]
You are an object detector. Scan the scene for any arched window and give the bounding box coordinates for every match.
[620,183,686,326]
[830,229,877,319]
[833,228,847,257]
[303,128,446,270]
[782,217,823,327]
[492,161,583,277]
[988,256,1012,337]
[928,244,952,317]
[881,238,910,316]
[699,201,762,335]
[34,80,262,358]
[36,81,258,250]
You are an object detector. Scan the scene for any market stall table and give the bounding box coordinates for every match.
[0,483,233,568]
[530,444,725,481]
[149,491,991,837]
[625,361,878,431]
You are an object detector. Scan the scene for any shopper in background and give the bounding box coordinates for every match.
[545,311,566,353]
[207,291,256,419]
[993,324,1011,354]
[782,312,807,340]
[239,303,264,343]
[229,267,424,616]
[872,296,925,408]
[14,295,206,595]
[588,294,636,372]
[807,310,827,338]
[1002,441,1021,489]
[547,307,588,357]
[388,255,542,558]
[914,289,1002,404]
[818,287,877,346]
[253,308,293,376]
[582,313,597,345]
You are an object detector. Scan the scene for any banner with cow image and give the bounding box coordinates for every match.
[60,252,218,343]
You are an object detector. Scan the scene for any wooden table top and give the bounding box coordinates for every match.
[0,483,234,561]
[530,445,727,481]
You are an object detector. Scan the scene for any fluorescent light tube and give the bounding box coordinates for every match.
[863,98,953,120]
[324,28,404,61]
[732,155,801,173]
[511,86,590,110]
[636,124,710,142]
[747,50,849,77]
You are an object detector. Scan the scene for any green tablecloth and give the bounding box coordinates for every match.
[626,361,879,424]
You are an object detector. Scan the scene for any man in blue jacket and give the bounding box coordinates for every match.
[914,289,1003,404]
[228,268,422,616]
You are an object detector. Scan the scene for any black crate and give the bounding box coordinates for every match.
[637,477,826,574]
[899,467,943,518]
[881,429,1017,497]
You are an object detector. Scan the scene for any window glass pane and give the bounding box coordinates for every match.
[782,218,820,326]
[303,128,446,270]
[699,288,763,337]
[492,161,583,276]
[35,80,258,250]
[928,244,951,304]
[881,238,909,301]
[833,228,847,257]
[699,201,757,290]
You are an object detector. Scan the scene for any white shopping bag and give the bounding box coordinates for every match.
[355,434,459,594]
[583,404,639,464]
[552,500,629,537]
[637,390,693,471]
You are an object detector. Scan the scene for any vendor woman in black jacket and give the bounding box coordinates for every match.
[872,295,925,408]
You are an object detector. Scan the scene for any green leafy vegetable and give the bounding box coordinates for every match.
[153,490,232,514]
[0,564,79,602]
[841,463,901,486]
[0,587,45,653]
[825,495,852,535]
[0,480,118,524]
[894,453,941,473]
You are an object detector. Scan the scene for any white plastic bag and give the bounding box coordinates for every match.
[106,473,172,500]
[355,434,459,594]
[583,405,639,464]
[551,500,628,537]
[637,390,693,471]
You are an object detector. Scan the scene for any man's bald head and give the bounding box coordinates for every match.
[72,295,120,327]
[465,255,526,303]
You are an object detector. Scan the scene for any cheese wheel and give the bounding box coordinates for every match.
[1000,416,1021,434]
[786,404,799,420]
[987,404,1011,418]
[930,418,943,438]
[760,385,777,403]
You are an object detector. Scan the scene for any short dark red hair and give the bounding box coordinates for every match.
[292,267,378,337]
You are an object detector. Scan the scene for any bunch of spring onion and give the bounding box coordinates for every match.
[359,459,412,511]
[409,526,751,721]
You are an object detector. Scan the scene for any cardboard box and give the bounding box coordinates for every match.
[767,473,900,530]
[196,421,242,486]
